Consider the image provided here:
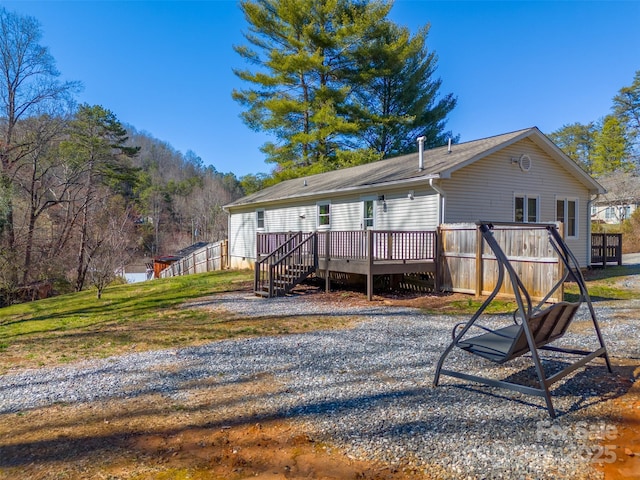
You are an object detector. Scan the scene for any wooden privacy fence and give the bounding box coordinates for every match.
[159,240,228,278]
[591,233,623,267]
[439,223,563,302]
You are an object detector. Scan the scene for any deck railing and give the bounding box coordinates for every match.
[591,233,623,267]
[258,230,437,262]
[319,230,437,261]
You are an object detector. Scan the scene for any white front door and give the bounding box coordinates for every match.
[362,197,375,230]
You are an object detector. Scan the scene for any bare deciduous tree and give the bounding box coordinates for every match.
[87,198,136,299]
[0,7,80,261]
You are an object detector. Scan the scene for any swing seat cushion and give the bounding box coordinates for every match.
[457,324,525,364]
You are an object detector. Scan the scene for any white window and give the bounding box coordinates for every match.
[556,198,578,238]
[605,207,615,220]
[514,195,539,223]
[256,209,265,230]
[317,201,330,228]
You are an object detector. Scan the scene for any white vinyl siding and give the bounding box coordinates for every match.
[227,188,439,264]
[442,138,591,264]
[228,210,257,269]
[375,189,439,230]
[227,136,594,266]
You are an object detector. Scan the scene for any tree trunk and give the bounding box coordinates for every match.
[75,203,89,292]
[22,206,37,285]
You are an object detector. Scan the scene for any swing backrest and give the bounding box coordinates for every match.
[508,301,580,359]
[472,222,586,362]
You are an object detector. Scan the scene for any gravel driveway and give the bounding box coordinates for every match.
[1,292,637,479]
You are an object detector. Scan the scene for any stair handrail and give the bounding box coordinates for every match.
[257,232,306,265]
[255,232,317,296]
[271,232,317,268]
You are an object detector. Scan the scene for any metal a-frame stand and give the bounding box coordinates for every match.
[433,222,612,418]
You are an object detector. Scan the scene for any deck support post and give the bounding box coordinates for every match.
[325,231,331,293]
[367,230,374,301]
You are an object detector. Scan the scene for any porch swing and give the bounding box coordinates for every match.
[433,222,612,418]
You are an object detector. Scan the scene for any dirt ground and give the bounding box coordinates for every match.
[1,289,639,479]
[0,368,419,480]
[596,365,640,480]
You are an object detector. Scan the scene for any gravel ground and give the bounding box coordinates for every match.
[0,292,637,480]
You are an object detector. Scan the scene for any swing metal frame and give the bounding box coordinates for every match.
[433,222,612,418]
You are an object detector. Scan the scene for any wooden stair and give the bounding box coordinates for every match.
[254,233,318,297]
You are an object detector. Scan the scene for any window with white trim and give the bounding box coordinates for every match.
[256,209,265,230]
[317,201,330,228]
[605,207,615,220]
[514,195,539,223]
[556,198,578,238]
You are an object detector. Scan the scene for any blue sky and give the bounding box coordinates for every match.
[4,1,640,177]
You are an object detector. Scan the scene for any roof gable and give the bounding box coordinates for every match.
[225,127,604,209]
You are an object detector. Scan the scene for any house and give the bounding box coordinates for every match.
[224,127,605,274]
[590,172,640,224]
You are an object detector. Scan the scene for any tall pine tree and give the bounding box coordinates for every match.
[233,0,456,181]
[592,115,633,176]
[548,122,597,173]
[350,22,456,157]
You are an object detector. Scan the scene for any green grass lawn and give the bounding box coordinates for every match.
[565,263,640,302]
[0,270,357,373]
[1,264,637,374]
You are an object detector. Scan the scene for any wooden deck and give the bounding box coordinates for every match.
[257,230,437,299]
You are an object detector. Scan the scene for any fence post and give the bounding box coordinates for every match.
[434,229,441,292]
[475,225,483,298]
[616,234,623,265]
[254,261,259,293]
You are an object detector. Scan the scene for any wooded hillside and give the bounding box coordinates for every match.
[0,7,243,304]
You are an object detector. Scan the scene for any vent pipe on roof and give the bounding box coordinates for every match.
[417,136,426,171]
[448,137,452,153]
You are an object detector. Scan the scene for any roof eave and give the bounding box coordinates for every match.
[224,173,441,211]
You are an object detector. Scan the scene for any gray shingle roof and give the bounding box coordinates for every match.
[226,127,602,209]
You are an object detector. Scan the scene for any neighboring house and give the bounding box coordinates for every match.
[224,127,604,269]
[590,173,640,224]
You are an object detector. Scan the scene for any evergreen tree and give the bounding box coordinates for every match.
[233,0,456,180]
[350,22,456,157]
[611,70,640,166]
[592,115,633,176]
[548,122,597,173]
[61,104,139,291]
